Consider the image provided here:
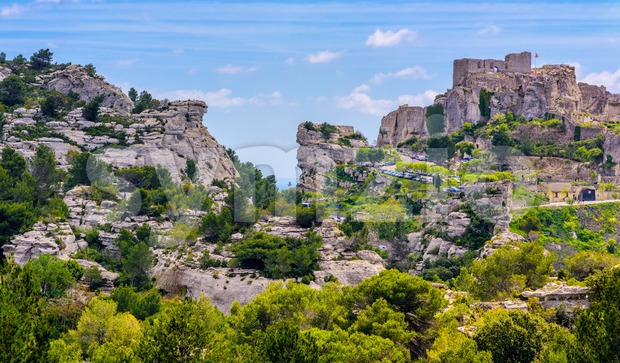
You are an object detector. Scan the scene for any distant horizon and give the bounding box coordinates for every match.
[2,0,619,182]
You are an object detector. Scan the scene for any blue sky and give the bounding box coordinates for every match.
[1,0,620,186]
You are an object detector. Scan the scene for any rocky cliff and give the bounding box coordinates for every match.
[96,100,238,184]
[442,64,582,130]
[579,83,620,121]
[377,52,620,146]
[297,122,368,192]
[377,105,428,147]
[1,100,237,185]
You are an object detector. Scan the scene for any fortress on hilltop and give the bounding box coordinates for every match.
[453,51,531,87]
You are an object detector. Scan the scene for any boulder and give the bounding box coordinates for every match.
[152,264,274,314]
[315,259,385,287]
[0,66,10,81]
[480,231,526,258]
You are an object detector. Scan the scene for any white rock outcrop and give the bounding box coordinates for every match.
[297,122,368,192]
[44,65,134,114]
[96,100,238,184]
[2,221,78,265]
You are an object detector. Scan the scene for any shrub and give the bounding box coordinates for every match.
[319,122,337,138]
[479,89,494,118]
[84,266,105,290]
[296,205,317,228]
[303,121,316,131]
[82,95,105,121]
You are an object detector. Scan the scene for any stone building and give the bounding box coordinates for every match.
[452,51,532,87]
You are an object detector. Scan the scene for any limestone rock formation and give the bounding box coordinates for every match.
[297,122,368,192]
[64,186,117,228]
[479,231,526,258]
[578,83,620,121]
[44,65,134,114]
[604,133,620,173]
[377,105,428,147]
[0,99,237,185]
[446,211,471,239]
[441,64,583,133]
[522,281,589,312]
[314,257,385,286]
[97,100,238,184]
[152,264,274,314]
[2,221,78,265]
[377,52,620,146]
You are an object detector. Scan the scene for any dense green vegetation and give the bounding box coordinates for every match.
[356,147,385,163]
[454,242,555,300]
[511,203,620,251]
[2,256,620,362]
[232,231,322,279]
[0,145,67,248]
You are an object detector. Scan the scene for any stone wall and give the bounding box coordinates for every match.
[505,51,532,74]
[453,52,531,87]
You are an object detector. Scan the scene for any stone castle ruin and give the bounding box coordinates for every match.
[453,51,531,87]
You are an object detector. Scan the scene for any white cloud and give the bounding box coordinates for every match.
[397,90,440,107]
[581,69,620,93]
[216,64,258,74]
[36,0,61,3]
[365,28,416,47]
[335,86,440,116]
[204,89,247,107]
[334,85,394,116]
[371,66,431,83]
[305,50,344,64]
[285,57,295,65]
[249,91,282,106]
[478,24,501,35]
[173,48,184,55]
[162,89,282,108]
[1,4,23,17]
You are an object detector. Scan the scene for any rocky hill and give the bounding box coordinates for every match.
[0,67,237,185]
[378,51,620,147]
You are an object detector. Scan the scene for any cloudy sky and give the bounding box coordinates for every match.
[1,0,620,186]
